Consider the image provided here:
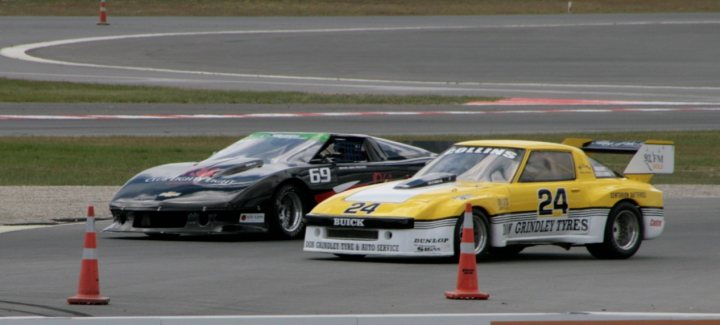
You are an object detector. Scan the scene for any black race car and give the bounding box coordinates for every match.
[104,132,436,238]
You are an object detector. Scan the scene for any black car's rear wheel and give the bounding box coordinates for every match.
[266,184,308,239]
[145,233,180,239]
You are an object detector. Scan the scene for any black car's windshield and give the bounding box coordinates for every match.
[207,132,329,162]
[415,146,525,183]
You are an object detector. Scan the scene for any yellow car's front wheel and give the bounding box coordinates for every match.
[453,208,491,260]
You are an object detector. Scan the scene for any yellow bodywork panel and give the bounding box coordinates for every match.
[309,139,666,222]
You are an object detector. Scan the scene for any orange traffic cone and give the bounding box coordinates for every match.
[68,205,110,305]
[97,0,109,26]
[445,203,489,300]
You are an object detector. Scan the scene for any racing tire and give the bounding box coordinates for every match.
[453,208,491,261]
[266,184,308,239]
[145,233,180,239]
[490,245,526,259]
[586,202,643,259]
[334,254,366,260]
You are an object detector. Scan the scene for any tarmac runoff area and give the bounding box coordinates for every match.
[0,185,719,232]
[2,186,720,324]
[2,313,720,325]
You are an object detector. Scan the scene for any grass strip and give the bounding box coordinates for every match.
[0,131,717,185]
[0,78,493,105]
[1,0,719,16]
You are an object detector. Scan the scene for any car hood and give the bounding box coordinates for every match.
[111,157,290,207]
[308,178,506,221]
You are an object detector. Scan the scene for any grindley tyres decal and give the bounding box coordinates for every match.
[493,208,608,238]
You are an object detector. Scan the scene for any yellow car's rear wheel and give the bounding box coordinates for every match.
[587,202,643,259]
[490,245,526,258]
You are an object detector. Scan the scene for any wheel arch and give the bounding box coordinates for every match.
[471,205,491,218]
[610,198,645,234]
[264,178,313,239]
[455,194,505,217]
[587,198,645,259]
[275,178,314,206]
[611,198,643,218]
[452,204,492,259]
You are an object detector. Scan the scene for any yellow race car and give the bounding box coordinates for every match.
[303,138,674,259]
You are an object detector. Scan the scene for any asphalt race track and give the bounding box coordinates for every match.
[1,14,720,318]
[0,198,718,316]
[2,14,720,100]
[1,14,720,135]
[1,102,720,136]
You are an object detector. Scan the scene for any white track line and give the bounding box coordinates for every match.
[0,225,53,234]
[2,107,719,121]
[1,312,719,325]
[2,21,720,92]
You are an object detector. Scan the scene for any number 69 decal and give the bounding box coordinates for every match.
[538,188,569,216]
[309,167,332,183]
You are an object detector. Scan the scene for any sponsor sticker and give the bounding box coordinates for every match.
[610,192,647,199]
[145,176,240,185]
[444,146,518,159]
[497,197,510,210]
[413,238,450,244]
[333,218,365,227]
[158,191,182,198]
[413,237,450,253]
[372,172,393,183]
[649,218,663,227]
[416,245,442,253]
[625,144,674,174]
[304,240,400,253]
[239,213,265,223]
[502,217,590,238]
[338,165,367,170]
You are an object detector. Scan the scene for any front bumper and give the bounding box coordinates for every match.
[303,223,456,257]
[103,209,267,235]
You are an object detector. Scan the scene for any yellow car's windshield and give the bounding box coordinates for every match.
[416,146,525,183]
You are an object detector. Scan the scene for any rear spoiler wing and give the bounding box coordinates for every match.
[562,138,674,182]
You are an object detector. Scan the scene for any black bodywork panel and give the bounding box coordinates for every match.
[105,132,436,235]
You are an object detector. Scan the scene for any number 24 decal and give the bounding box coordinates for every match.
[538,188,569,216]
[344,202,380,214]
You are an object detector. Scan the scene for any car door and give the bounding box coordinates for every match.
[306,136,376,202]
[332,136,383,190]
[505,150,589,239]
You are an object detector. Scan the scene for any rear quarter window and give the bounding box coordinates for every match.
[375,139,430,160]
[588,157,620,178]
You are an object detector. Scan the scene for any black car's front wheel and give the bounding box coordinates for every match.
[266,184,308,239]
